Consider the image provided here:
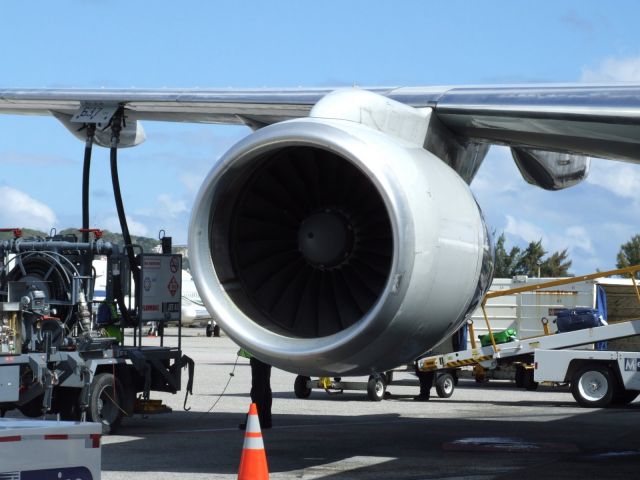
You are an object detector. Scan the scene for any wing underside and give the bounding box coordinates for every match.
[1,84,640,163]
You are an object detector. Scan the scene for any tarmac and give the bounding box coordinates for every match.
[13,328,640,479]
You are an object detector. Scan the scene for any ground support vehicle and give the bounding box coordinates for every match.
[0,418,102,479]
[417,265,640,407]
[293,368,457,401]
[0,234,194,433]
[534,348,640,407]
[419,317,640,402]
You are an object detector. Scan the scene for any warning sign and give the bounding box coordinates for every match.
[139,254,182,322]
[170,256,180,273]
[168,276,179,297]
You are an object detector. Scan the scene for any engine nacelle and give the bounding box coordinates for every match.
[189,117,493,376]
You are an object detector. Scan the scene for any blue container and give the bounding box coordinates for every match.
[555,308,602,333]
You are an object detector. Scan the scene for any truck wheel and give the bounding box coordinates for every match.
[523,369,539,391]
[55,388,81,421]
[205,324,213,337]
[436,373,455,398]
[612,389,639,406]
[88,373,124,434]
[213,324,221,337]
[571,364,616,408]
[367,375,386,402]
[515,365,525,388]
[18,396,44,418]
[294,375,312,399]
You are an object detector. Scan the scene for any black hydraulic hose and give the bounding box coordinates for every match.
[82,125,96,243]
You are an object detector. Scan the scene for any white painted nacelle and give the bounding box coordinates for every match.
[189,91,493,376]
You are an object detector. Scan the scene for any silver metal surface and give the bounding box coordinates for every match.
[511,148,591,190]
[1,83,640,162]
[189,114,491,376]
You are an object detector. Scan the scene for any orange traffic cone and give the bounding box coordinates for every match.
[238,403,269,480]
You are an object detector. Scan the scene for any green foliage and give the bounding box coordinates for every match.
[493,234,572,278]
[493,234,521,278]
[616,234,640,278]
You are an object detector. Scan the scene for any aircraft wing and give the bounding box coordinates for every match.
[1,84,640,162]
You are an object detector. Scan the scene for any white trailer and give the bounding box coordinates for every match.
[0,418,102,479]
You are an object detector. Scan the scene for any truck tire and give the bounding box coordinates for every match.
[18,396,44,418]
[294,375,312,399]
[515,364,525,388]
[523,368,539,391]
[88,373,124,434]
[55,387,81,421]
[367,375,386,402]
[571,363,616,408]
[612,389,639,406]
[435,373,455,398]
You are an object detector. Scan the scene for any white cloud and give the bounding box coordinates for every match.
[103,215,150,237]
[157,194,189,217]
[586,159,640,201]
[0,186,57,230]
[581,56,640,82]
[504,215,594,256]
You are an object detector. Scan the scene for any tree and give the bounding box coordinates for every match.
[493,233,521,278]
[616,234,640,278]
[493,234,573,278]
[540,249,572,277]
[514,240,546,277]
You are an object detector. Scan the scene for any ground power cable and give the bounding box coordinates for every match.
[189,353,241,421]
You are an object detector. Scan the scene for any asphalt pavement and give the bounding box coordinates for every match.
[13,328,640,479]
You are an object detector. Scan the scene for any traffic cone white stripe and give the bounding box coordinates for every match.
[243,436,265,450]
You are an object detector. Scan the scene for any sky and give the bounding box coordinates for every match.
[1,0,639,274]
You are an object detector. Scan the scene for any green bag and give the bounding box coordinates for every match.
[479,328,517,347]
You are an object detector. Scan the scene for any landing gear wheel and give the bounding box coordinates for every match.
[205,324,213,337]
[436,373,455,398]
[88,373,124,434]
[571,363,616,408]
[213,324,221,337]
[294,375,312,399]
[367,375,386,402]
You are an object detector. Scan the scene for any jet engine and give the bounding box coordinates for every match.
[189,101,493,376]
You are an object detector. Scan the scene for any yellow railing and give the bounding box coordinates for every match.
[479,264,640,352]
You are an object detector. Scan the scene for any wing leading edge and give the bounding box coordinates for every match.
[1,84,640,162]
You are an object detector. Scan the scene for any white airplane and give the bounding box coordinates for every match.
[1,84,639,376]
[92,258,217,332]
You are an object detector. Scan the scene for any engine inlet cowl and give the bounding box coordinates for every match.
[189,117,492,376]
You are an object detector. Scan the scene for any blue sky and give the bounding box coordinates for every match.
[1,1,639,274]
